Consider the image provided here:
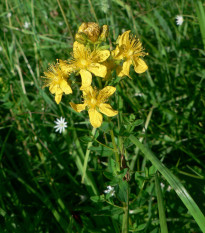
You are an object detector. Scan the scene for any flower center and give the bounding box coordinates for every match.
[80,59,89,68]
[127,49,133,57]
[89,98,97,108]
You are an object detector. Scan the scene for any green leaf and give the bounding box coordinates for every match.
[155,173,168,233]
[90,195,105,203]
[89,145,114,157]
[116,180,128,203]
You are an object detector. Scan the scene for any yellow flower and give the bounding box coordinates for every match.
[102,58,117,81]
[113,30,148,78]
[43,62,72,104]
[70,86,118,128]
[68,41,110,90]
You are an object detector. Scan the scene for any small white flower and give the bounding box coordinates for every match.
[7,12,12,18]
[23,22,30,29]
[104,185,115,196]
[134,92,144,97]
[176,15,184,26]
[160,182,165,189]
[167,185,172,192]
[54,117,67,133]
[0,46,2,52]
[58,21,63,26]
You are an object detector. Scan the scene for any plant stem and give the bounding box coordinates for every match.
[56,0,74,42]
[110,129,120,171]
[122,188,129,233]
[82,127,96,183]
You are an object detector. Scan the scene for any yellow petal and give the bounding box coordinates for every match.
[60,80,72,94]
[55,93,63,104]
[112,45,124,60]
[88,63,107,78]
[56,88,63,95]
[70,102,86,112]
[88,108,103,128]
[49,83,58,94]
[99,103,118,117]
[133,57,148,74]
[119,59,132,77]
[92,50,110,62]
[79,69,92,90]
[118,30,131,46]
[59,60,73,73]
[73,41,86,59]
[97,86,116,102]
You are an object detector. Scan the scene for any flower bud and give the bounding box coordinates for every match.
[77,22,100,42]
[99,25,109,41]
[75,32,88,44]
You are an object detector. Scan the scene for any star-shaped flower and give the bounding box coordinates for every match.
[54,117,67,133]
[43,62,72,104]
[112,30,148,78]
[104,185,115,196]
[70,86,118,128]
[64,41,110,90]
[176,15,184,26]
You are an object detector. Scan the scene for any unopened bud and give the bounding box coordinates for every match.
[77,22,100,42]
[99,25,109,41]
[75,32,88,44]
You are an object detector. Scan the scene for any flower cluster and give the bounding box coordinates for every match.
[43,23,148,128]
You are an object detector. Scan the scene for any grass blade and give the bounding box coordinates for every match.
[129,135,205,233]
[155,172,168,233]
[194,0,205,50]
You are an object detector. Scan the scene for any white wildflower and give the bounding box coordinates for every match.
[134,92,144,97]
[23,22,30,29]
[104,185,115,196]
[167,185,172,192]
[160,182,165,189]
[0,46,2,52]
[58,21,63,26]
[7,12,12,18]
[54,117,67,133]
[176,15,184,26]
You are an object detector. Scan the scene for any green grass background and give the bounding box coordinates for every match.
[0,0,205,232]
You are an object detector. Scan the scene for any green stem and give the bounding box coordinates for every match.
[70,117,98,195]
[110,129,120,171]
[56,0,74,42]
[122,188,129,233]
[130,107,153,171]
[82,127,96,184]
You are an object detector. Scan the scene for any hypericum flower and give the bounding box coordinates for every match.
[70,86,118,128]
[67,41,110,90]
[104,185,115,196]
[112,30,148,78]
[43,62,72,104]
[54,117,67,133]
[101,58,117,80]
[176,15,184,26]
